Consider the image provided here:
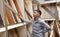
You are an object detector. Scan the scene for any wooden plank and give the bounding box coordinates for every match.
[6,16,10,25]
[8,0,19,23]
[5,4,18,37]
[24,0,33,37]
[8,0,18,13]
[33,0,60,5]
[25,7,32,37]
[4,2,18,16]
[50,21,55,37]
[0,0,7,37]
[25,8,32,19]
[40,1,56,5]
[13,0,27,37]
[5,6,16,24]
[0,23,26,32]
[24,0,33,17]
[8,0,21,22]
[5,1,19,36]
[0,0,6,26]
[13,0,24,17]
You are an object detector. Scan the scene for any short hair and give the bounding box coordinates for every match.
[34,10,42,15]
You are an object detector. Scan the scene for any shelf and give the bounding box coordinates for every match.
[40,1,56,4]
[44,19,55,21]
[0,19,60,32]
[40,0,60,5]
[0,23,26,32]
[0,19,56,32]
[57,0,60,2]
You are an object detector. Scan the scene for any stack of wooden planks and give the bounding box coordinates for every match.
[5,0,33,37]
[0,0,60,37]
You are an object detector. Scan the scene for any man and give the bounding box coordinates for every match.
[19,10,51,37]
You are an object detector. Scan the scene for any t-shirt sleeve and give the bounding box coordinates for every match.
[41,19,51,30]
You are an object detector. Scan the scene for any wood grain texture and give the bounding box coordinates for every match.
[24,0,33,37]
[0,0,7,37]
[13,0,23,17]
[13,0,27,37]
[5,5,18,37]
[5,6,16,24]
[24,0,33,17]
[40,4,57,19]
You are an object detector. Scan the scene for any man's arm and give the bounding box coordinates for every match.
[43,22,51,30]
[19,16,32,23]
[41,20,51,30]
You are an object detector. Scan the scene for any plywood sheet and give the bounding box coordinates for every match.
[40,4,57,19]
[5,4,18,37]
[13,0,27,37]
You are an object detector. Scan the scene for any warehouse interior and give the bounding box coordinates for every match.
[0,0,60,37]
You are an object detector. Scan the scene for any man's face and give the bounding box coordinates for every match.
[33,11,40,18]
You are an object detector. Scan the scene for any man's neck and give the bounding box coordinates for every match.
[34,17,40,21]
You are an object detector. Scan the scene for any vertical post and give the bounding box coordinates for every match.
[0,0,8,37]
[53,3,59,37]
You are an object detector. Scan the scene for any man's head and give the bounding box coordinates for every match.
[33,10,42,18]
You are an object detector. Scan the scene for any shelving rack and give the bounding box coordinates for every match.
[0,0,60,37]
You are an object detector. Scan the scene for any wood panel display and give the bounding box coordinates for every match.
[5,4,18,37]
[0,0,60,37]
[13,0,27,37]
[5,0,27,37]
[40,4,57,19]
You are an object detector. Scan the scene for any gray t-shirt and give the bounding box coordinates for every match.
[20,17,51,37]
[20,17,51,33]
